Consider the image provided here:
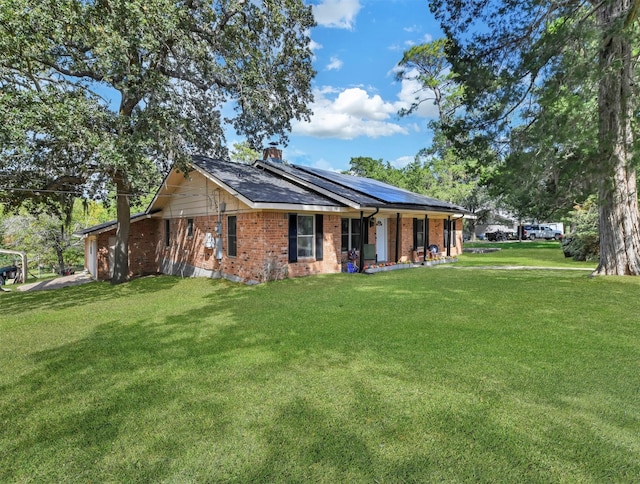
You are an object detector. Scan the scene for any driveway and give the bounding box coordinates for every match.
[11,271,95,292]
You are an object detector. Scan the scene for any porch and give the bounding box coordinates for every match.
[362,257,458,274]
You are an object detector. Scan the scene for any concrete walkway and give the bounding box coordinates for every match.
[448,265,595,271]
[11,271,95,292]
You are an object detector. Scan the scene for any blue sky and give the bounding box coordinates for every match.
[229,0,444,173]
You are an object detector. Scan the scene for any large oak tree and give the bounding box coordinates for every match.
[0,0,315,283]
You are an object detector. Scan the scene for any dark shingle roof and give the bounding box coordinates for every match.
[191,156,341,207]
[192,156,469,214]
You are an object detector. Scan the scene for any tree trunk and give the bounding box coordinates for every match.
[56,246,65,276]
[54,223,66,275]
[594,0,640,275]
[111,171,131,284]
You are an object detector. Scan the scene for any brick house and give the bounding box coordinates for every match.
[80,148,471,284]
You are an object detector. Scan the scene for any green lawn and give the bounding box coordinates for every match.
[1,247,638,482]
[460,240,597,269]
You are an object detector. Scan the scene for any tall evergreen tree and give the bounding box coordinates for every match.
[396,37,489,235]
[429,0,640,275]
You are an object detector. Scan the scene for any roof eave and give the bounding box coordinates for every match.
[75,211,158,237]
[251,203,346,212]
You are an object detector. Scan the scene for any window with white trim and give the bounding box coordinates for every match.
[297,215,314,258]
[288,214,324,263]
[341,218,361,251]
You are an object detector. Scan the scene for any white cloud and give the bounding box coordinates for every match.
[310,158,344,172]
[309,38,323,53]
[390,155,415,169]
[312,0,361,30]
[393,67,441,119]
[326,56,343,71]
[292,86,408,140]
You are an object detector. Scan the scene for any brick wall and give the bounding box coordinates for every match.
[162,215,220,275]
[400,218,414,262]
[395,217,465,262]
[93,218,162,281]
[160,211,342,283]
[428,218,463,257]
[89,211,463,283]
[223,212,342,282]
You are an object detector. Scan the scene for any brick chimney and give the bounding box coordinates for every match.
[263,145,282,162]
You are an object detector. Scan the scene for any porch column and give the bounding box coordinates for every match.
[359,211,364,272]
[395,213,400,262]
[446,216,452,257]
[424,214,429,250]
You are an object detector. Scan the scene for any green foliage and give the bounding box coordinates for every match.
[562,196,600,262]
[429,0,640,275]
[1,210,83,273]
[395,38,460,119]
[0,199,109,272]
[486,17,599,221]
[0,85,112,224]
[395,37,491,216]
[346,157,406,187]
[0,0,316,283]
[230,141,261,164]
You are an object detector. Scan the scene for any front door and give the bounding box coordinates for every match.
[376,218,388,262]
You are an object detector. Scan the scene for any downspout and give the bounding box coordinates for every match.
[359,208,379,271]
[395,212,400,262]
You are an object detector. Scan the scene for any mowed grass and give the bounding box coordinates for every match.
[459,240,597,269]
[1,249,639,482]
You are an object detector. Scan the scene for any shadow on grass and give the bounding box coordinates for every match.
[0,275,182,313]
[2,271,639,481]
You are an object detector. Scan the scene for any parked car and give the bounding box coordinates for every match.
[545,226,563,240]
[519,224,560,240]
[0,264,18,285]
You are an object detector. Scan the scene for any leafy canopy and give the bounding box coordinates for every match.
[0,0,316,283]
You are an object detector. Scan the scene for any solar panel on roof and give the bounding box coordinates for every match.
[297,165,460,209]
